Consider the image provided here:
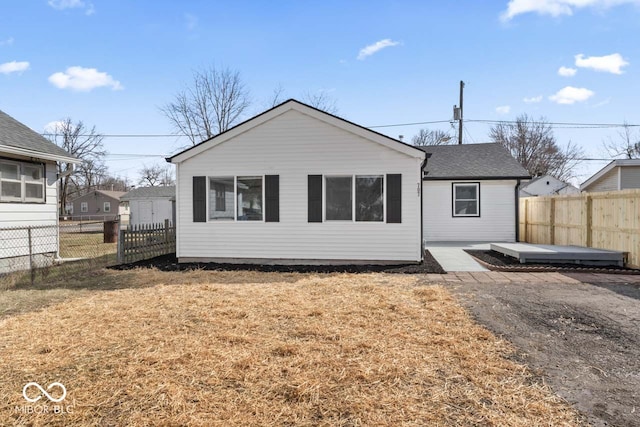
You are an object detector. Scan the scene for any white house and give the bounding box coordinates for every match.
[167,100,530,264]
[0,110,80,272]
[420,143,530,242]
[581,159,640,192]
[519,174,579,197]
[168,100,426,264]
[121,186,175,226]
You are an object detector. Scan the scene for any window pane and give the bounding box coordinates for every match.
[24,165,43,181]
[0,163,19,180]
[104,202,111,212]
[356,176,383,222]
[81,202,88,212]
[1,181,21,198]
[25,183,43,200]
[455,185,477,200]
[326,176,352,220]
[455,200,477,215]
[209,177,234,220]
[237,176,263,221]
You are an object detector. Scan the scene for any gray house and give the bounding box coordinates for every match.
[581,159,640,192]
[0,109,79,272]
[66,190,128,221]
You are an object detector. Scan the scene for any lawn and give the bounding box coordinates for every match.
[0,269,582,426]
[58,232,117,259]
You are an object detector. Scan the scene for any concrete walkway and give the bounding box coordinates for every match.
[420,271,582,284]
[424,242,490,272]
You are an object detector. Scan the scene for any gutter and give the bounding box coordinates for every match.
[0,144,80,164]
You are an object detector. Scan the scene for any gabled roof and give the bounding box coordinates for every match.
[581,159,640,190]
[420,143,531,180]
[167,99,425,163]
[69,189,127,202]
[0,110,80,163]
[121,186,175,201]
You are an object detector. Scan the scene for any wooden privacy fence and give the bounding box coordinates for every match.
[117,220,175,264]
[519,189,640,268]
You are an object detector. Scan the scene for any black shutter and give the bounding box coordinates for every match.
[193,176,206,222]
[308,175,323,222]
[265,175,280,222]
[386,174,401,223]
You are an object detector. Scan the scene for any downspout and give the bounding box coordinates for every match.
[514,179,521,242]
[420,153,432,260]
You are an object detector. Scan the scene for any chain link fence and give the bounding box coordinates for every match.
[0,221,119,287]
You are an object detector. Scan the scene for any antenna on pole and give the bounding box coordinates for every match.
[458,80,464,144]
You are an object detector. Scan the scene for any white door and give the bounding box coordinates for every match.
[139,201,153,224]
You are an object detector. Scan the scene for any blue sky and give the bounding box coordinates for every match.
[1,0,639,185]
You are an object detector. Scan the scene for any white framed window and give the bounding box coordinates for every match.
[452,182,480,217]
[208,176,264,221]
[81,202,88,212]
[103,201,111,213]
[0,160,45,203]
[324,175,384,222]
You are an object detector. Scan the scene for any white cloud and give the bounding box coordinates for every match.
[48,0,95,15]
[558,66,577,76]
[357,39,401,60]
[43,121,66,134]
[592,97,611,107]
[0,61,30,74]
[185,13,198,31]
[496,105,511,114]
[48,66,123,91]
[0,37,14,46]
[575,53,629,74]
[501,0,640,21]
[549,86,594,104]
[523,95,543,103]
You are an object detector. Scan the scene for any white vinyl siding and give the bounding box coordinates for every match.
[0,159,57,228]
[176,109,423,262]
[424,180,517,242]
[129,198,174,226]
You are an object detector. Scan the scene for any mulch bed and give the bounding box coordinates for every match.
[110,250,447,274]
[466,249,640,274]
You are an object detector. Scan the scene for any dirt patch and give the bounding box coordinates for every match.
[465,249,640,274]
[447,274,640,427]
[110,251,447,274]
[0,273,581,426]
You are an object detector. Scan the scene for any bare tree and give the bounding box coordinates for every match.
[139,164,174,187]
[99,175,130,192]
[302,90,338,114]
[412,129,453,146]
[161,65,251,145]
[269,84,286,107]
[603,122,640,159]
[489,114,583,181]
[46,118,105,215]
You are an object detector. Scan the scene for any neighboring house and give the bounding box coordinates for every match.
[581,159,640,192]
[66,190,128,221]
[519,174,579,197]
[0,109,80,272]
[167,100,531,264]
[121,186,175,226]
[420,143,530,242]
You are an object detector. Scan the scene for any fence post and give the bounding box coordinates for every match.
[27,227,34,285]
[585,194,593,248]
[164,219,169,243]
[549,197,555,245]
[117,227,125,264]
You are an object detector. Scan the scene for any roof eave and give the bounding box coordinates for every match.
[0,144,81,164]
[423,175,531,181]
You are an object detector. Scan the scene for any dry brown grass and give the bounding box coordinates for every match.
[0,270,582,426]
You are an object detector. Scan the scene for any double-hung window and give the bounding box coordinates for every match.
[209,176,263,221]
[452,183,480,217]
[103,202,111,213]
[324,175,384,222]
[0,160,45,203]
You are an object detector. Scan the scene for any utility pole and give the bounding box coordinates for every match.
[458,80,464,144]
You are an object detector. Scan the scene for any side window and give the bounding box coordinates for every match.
[104,201,111,212]
[355,175,383,222]
[325,176,352,220]
[81,202,88,212]
[453,183,480,217]
[209,177,234,220]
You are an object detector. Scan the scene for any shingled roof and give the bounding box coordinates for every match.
[419,143,530,180]
[0,110,78,162]
[121,186,175,201]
